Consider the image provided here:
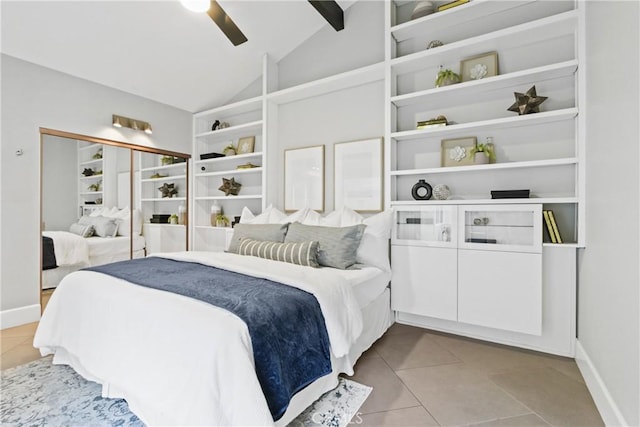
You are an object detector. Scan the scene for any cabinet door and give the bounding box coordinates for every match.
[458,249,542,335]
[391,245,457,321]
[392,205,457,248]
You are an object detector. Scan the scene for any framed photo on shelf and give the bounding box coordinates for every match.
[460,51,498,82]
[334,137,384,212]
[236,136,255,155]
[441,137,477,167]
[284,145,324,212]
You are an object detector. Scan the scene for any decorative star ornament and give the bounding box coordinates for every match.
[158,183,178,198]
[507,85,547,115]
[218,177,242,196]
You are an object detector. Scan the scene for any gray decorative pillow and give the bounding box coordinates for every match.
[227,223,289,253]
[285,222,366,269]
[79,215,118,238]
[236,239,320,268]
[69,223,94,238]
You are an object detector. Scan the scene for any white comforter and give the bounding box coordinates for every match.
[34,251,364,426]
[43,231,89,266]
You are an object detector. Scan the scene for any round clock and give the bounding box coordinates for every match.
[411,179,433,200]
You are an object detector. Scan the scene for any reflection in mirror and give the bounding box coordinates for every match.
[135,151,188,254]
[41,135,134,292]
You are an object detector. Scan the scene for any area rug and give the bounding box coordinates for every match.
[1,357,371,427]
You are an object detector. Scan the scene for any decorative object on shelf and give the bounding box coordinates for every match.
[543,210,563,244]
[417,115,448,129]
[95,198,102,205]
[82,168,95,177]
[223,144,236,156]
[158,183,178,198]
[87,181,101,192]
[284,145,325,212]
[411,179,433,200]
[169,214,179,225]
[178,204,187,225]
[219,121,230,129]
[149,172,168,179]
[172,157,187,163]
[200,152,225,160]
[426,40,444,50]
[490,189,530,199]
[460,51,498,82]
[210,203,222,226]
[440,224,450,242]
[92,148,103,160]
[435,66,461,88]
[470,138,496,164]
[411,1,435,19]
[236,136,255,154]
[437,0,469,12]
[236,162,259,169]
[232,216,241,228]
[161,156,174,165]
[95,170,103,175]
[334,138,383,212]
[218,177,242,196]
[473,217,489,226]
[433,184,451,200]
[211,120,220,131]
[150,214,170,224]
[507,85,548,115]
[216,214,230,227]
[441,137,477,167]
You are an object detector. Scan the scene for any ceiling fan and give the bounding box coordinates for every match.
[181,0,344,46]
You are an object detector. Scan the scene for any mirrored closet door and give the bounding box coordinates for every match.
[40,128,190,303]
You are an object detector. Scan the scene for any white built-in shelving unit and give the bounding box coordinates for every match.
[77,142,108,217]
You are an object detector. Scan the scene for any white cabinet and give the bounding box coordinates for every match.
[143,224,187,255]
[392,204,544,340]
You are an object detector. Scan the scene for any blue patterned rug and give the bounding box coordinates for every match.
[1,357,371,427]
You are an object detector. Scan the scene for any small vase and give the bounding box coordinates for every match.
[474,153,489,164]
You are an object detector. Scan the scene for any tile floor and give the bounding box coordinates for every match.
[1,291,603,426]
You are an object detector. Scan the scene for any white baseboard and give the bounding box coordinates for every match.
[575,340,628,426]
[0,304,41,329]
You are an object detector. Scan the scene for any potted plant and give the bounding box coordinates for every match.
[215,214,230,227]
[435,68,461,88]
[161,155,174,165]
[470,142,496,164]
[223,144,236,156]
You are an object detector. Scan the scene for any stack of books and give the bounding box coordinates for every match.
[438,0,470,12]
[543,210,563,244]
[417,118,448,129]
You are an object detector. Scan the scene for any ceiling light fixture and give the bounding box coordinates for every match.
[181,0,210,13]
[112,114,153,135]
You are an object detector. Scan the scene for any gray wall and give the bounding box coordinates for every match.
[578,1,640,425]
[42,136,77,231]
[0,54,192,324]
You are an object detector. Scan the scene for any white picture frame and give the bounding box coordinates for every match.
[334,137,384,213]
[284,145,325,212]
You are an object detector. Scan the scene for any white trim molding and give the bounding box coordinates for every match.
[575,340,629,427]
[0,304,41,330]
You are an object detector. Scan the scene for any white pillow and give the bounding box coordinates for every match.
[357,210,393,272]
[239,205,309,224]
[116,208,143,236]
[89,207,106,217]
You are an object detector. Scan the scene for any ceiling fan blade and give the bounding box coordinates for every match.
[207,0,248,46]
[308,0,344,32]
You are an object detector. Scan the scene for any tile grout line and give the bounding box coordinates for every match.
[484,374,554,427]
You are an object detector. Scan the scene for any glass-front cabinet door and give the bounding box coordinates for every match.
[392,205,457,248]
[458,204,542,253]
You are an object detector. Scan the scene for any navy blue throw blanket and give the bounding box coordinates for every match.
[85,257,331,421]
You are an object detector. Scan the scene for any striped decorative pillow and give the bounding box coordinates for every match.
[236,239,320,268]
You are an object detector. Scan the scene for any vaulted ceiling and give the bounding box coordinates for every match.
[1,0,355,112]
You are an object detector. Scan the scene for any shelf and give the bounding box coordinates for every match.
[79,175,103,181]
[391,10,578,75]
[194,225,234,231]
[194,120,263,139]
[140,162,187,172]
[141,175,186,183]
[195,195,262,201]
[391,108,578,141]
[391,158,577,176]
[196,167,263,178]
[194,152,262,166]
[79,158,103,167]
[390,197,578,206]
[268,62,385,105]
[79,191,102,195]
[143,223,186,228]
[391,0,537,42]
[78,144,100,152]
[391,61,578,108]
[543,242,579,248]
[140,197,187,202]
[194,96,262,118]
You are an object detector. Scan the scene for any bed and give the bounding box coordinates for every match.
[34,250,391,425]
[41,232,146,289]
